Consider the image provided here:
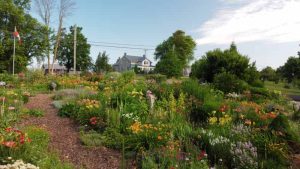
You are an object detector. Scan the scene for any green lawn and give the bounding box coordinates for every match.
[264,81,300,96]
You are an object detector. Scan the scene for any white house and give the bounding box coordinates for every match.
[113,53,155,73]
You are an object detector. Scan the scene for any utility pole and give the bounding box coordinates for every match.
[73,24,77,74]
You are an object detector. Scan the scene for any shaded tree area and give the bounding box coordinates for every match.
[57,26,92,72]
[277,56,300,83]
[191,43,261,93]
[94,51,112,73]
[0,0,47,73]
[154,30,196,77]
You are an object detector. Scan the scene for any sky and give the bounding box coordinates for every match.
[30,0,300,69]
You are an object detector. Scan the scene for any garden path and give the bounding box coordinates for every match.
[18,94,121,169]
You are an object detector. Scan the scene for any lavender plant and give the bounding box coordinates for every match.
[230,141,258,169]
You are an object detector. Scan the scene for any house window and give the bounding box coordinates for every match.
[144,61,149,65]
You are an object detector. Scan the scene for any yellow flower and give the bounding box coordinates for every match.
[130,122,142,134]
[157,135,162,140]
[209,117,218,124]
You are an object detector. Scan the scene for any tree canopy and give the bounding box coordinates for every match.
[191,43,260,85]
[278,56,300,83]
[94,51,112,73]
[0,0,47,73]
[57,26,92,72]
[154,30,196,77]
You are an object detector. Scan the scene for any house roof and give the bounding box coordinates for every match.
[42,64,66,70]
[124,55,152,63]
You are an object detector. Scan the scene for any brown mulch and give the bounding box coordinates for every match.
[18,94,121,169]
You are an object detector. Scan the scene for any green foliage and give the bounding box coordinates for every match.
[58,103,79,118]
[260,66,276,82]
[27,109,44,117]
[269,113,300,143]
[154,30,196,77]
[155,51,183,78]
[0,0,47,73]
[0,126,73,168]
[191,43,260,93]
[57,26,92,72]
[94,51,112,73]
[120,71,136,83]
[80,130,104,147]
[278,56,300,83]
[213,72,248,93]
[145,74,167,83]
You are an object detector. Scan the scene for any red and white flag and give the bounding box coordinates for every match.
[13,28,21,44]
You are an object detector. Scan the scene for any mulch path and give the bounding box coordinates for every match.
[17,94,121,169]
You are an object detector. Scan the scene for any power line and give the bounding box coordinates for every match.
[88,40,155,47]
[89,43,155,51]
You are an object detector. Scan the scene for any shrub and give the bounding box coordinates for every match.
[80,130,104,147]
[213,72,248,93]
[58,103,79,118]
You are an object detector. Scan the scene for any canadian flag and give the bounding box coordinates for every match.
[13,28,21,44]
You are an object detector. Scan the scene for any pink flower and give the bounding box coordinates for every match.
[2,141,16,148]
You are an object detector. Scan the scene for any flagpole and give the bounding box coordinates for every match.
[13,26,16,76]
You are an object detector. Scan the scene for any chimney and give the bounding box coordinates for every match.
[124,53,127,56]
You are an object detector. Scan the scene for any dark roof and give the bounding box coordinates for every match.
[42,64,66,70]
[124,55,151,63]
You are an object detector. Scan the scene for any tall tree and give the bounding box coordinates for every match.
[34,0,55,71]
[154,30,196,77]
[94,51,112,73]
[57,26,92,72]
[51,0,75,74]
[279,56,300,83]
[260,66,276,82]
[0,0,47,73]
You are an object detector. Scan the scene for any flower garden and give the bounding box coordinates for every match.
[0,71,299,169]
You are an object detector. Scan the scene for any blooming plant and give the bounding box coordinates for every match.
[77,99,100,109]
[0,159,39,169]
[0,127,31,148]
[230,141,258,169]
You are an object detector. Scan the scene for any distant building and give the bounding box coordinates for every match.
[113,53,155,73]
[42,64,67,74]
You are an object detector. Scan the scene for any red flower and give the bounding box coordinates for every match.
[90,117,97,125]
[19,134,25,144]
[5,127,13,132]
[197,150,206,161]
[2,141,16,148]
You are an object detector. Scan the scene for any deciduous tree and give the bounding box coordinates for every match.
[57,26,92,72]
[154,30,196,77]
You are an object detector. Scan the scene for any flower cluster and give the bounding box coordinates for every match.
[230,141,258,169]
[121,112,139,121]
[209,110,232,125]
[0,159,39,169]
[0,127,31,148]
[231,124,251,136]
[209,136,230,146]
[259,112,277,120]
[78,99,100,109]
[90,117,98,125]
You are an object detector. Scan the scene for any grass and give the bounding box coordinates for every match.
[264,81,300,96]
[79,130,104,147]
[18,126,73,169]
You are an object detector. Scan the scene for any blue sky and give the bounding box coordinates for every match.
[30,0,300,69]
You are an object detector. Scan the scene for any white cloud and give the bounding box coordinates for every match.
[197,0,300,45]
